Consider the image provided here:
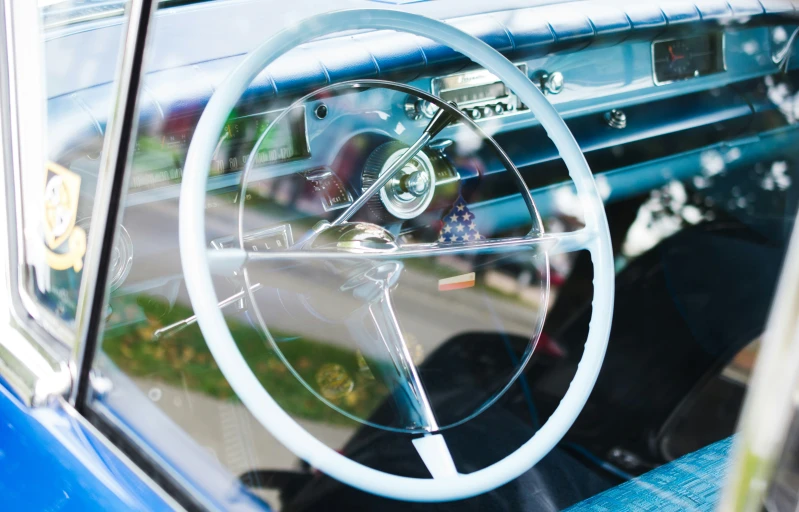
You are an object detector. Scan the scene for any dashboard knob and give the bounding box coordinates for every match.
[543,71,564,94]
[493,104,504,115]
[420,101,438,118]
[470,108,482,120]
[428,138,453,153]
[604,109,627,129]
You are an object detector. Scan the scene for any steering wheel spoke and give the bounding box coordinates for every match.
[413,434,459,479]
[348,286,439,432]
[207,229,592,276]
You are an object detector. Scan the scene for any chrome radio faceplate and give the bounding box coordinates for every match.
[430,64,528,121]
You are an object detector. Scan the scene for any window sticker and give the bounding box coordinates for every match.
[43,161,87,273]
[27,161,88,321]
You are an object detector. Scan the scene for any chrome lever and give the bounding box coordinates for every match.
[153,283,263,340]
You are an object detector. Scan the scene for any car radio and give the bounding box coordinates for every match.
[431,64,528,121]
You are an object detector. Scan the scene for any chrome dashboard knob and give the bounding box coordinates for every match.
[428,138,453,153]
[404,97,436,120]
[534,70,565,95]
[399,169,431,197]
[543,71,564,94]
[604,109,627,129]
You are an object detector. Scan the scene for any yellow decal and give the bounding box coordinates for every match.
[43,161,86,272]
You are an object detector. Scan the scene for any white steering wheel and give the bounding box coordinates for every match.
[179,9,614,502]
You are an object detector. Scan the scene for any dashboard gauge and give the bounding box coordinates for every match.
[128,105,311,192]
[652,33,725,85]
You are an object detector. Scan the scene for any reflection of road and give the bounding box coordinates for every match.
[123,197,546,363]
[247,258,544,361]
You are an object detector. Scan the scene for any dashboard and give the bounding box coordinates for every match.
[46,2,799,286]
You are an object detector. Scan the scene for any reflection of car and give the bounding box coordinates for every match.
[3,0,799,510]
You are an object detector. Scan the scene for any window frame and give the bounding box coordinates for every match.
[0,0,74,406]
[0,0,156,409]
[67,0,158,411]
[0,0,192,507]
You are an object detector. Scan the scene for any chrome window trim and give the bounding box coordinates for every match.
[70,0,156,408]
[0,0,183,507]
[0,0,154,412]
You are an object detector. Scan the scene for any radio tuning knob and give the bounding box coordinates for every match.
[534,70,565,95]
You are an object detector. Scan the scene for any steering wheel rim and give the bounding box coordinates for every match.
[179,8,614,502]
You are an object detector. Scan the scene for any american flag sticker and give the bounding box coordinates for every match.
[437,196,484,243]
[439,272,476,292]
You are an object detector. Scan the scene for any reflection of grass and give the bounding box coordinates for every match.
[103,296,388,427]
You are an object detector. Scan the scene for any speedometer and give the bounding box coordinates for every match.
[652,33,725,85]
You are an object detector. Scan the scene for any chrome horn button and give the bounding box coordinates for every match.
[363,142,437,220]
[305,221,399,254]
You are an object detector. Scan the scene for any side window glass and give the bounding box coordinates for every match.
[9,0,130,339]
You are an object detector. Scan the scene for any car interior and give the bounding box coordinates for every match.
[30,0,799,509]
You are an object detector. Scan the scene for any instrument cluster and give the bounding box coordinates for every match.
[652,33,725,85]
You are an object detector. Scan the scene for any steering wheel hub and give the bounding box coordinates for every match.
[363,141,437,220]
